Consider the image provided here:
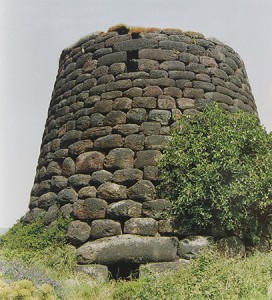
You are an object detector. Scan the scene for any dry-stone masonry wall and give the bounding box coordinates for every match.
[24,25,257,279]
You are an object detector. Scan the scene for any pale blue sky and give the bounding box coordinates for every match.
[0,0,271,228]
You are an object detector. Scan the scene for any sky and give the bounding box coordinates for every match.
[0,0,271,228]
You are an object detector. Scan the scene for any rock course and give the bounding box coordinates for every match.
[24,25,258,277]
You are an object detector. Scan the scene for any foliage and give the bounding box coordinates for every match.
[113,251,272,300]
[0,280,55,300]
[159,104,272,244]
[0,215,70,261]
[0,216,76,281]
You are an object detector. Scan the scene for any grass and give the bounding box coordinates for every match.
[1,218,272,299]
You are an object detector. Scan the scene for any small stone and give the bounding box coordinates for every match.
[105,80,132,92]
[104,111,127,126]
[145,135,170,150]
[143,86,163,97]
[140,122,161,135]
[90,219,122,239]
[91,170,113,185]
[44,204,59,225]
[60,203,73,218]
[178,236,214,259]
[76,151,105,174]
[135,150,162,168]
[123,87,143,98]
[127,180,156,202]
[35,192,57,209]
[143,166,160,181]
[97,51,127,66]
[217,236,246,257]
[142,199,171,219]
[68,174,91,188]
[127,108,147,124]
[89,113,105,127]
[113,168,143,184]
[124,218,158,236]
[73,198,108,220]
[101,90,123,100]
[183,88,204,99]
[67,220,91,245]
[60,130,82,148]
[78,186,97,199]
[199,56,218,67]
[158,219,174,234]
[113,124,140,136]
[158,95,176,109]
[68,140,93,157]
[76,264,109,284]
[57,188,77,204]
[148,109,171,125]
[46,161,62,177]
[109,62,126,75]
[133,97,156,109]
[138,59,159,72]
[94,100,113,113]
[82,127,112,139]
[94,134,123,149]
[124,134,145,151]
[97,182,127,201]
[113,97,132,111]
[160,60,185,71]
[51,176,68,192]
[104,148,135,170]
[176,98,195,110]
[139,49,178,61]
[107,200,142,219]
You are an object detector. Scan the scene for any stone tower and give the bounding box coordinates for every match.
[24,25,257,276]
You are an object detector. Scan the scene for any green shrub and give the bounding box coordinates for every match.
[0,215,76,280]
[159,104,272,244]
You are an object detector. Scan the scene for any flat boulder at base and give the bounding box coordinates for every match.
[77,234,179,264]
[139,260,190,277]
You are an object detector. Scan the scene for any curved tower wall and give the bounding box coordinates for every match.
[24,26,257,267]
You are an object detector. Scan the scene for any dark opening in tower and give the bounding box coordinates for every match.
[127,50,138,72]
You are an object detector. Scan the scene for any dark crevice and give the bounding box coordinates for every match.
[115,26,129,35]
[131,32,140,39]
[127,50,139,72]
[108,263,140,280]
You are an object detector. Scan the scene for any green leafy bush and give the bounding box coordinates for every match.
[159,104,272,244]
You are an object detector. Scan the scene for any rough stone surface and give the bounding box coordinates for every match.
[217,236,246,257]
[26,26,258,269]
[77,235,179,264]
[139,260,190,277]
[73,198,108,220]
[67,220,91,245]
[107,200,142,219]
[178,236,214,259]
[124,218,158,236]
[90,219,122,239]
[76,264,109,284]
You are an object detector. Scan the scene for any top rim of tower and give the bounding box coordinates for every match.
[64,24,226,52]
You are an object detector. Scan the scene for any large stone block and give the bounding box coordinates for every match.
[77,235,179,264]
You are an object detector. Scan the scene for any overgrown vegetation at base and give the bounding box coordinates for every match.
[159,104,272,245]
[113,251,272,300]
